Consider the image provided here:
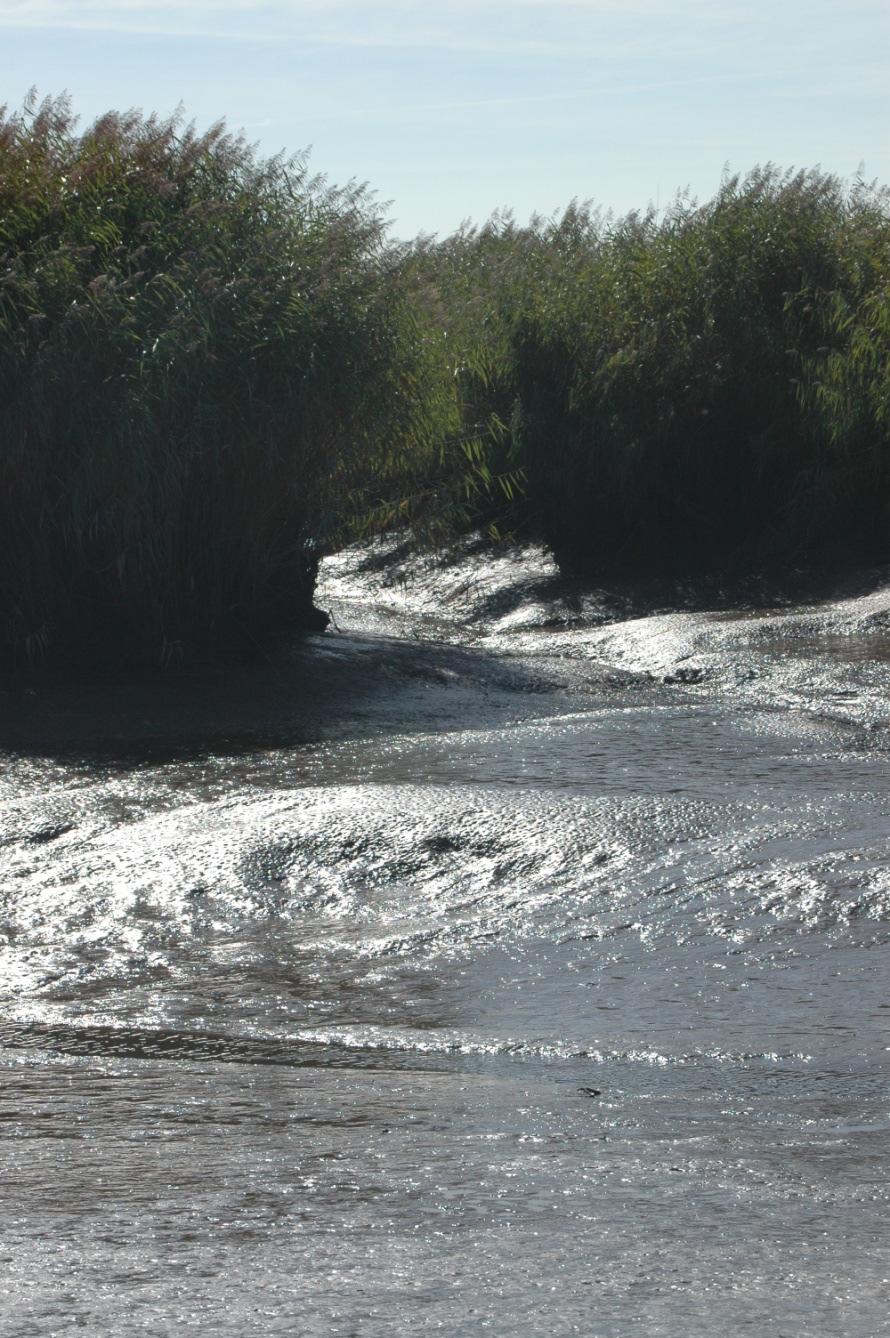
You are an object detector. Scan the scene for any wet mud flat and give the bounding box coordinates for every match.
[1,541,889,1337]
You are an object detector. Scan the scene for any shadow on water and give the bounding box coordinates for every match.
[4,549,889,767]
[0,627,579,767]
[0,1019,437,1073]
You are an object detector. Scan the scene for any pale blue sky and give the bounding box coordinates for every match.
[1,0,887,237]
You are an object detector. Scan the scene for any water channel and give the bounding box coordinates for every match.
[1,541,888,1336]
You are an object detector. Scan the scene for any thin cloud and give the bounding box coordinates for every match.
[302,30,644,58]
[327,69,786,122]
[0,10,749,64]
[0,0,750,30]
[1,1,883,69]
[0,3,690,57]
[2,0,883,13]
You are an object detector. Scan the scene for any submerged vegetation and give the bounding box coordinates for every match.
[1,94,888,674]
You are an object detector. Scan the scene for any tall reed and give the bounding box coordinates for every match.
[0,95,448,673]
[4,96,888,683]
[418,169,890,574]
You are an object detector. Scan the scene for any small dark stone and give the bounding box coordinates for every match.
[27,823,74,845]
[422,834,463,855]
[662,666,706,685]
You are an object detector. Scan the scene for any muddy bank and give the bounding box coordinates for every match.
[321,536,890,735]
[3,537,890,758]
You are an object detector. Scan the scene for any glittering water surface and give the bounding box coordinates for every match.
[1,546,889,1337]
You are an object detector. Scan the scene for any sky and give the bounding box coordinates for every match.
[0,0,887,238]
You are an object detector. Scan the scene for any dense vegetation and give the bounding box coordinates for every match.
[1,95,888,675]
[0,95,454,673]
[418,169,890,573]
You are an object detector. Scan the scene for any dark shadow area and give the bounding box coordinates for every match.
[5,550,890,766]
[367,533,890,619]
[0,1018,440,1074]
[0,623,593,765]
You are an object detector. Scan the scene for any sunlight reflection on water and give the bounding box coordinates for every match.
[2,557,890,1336]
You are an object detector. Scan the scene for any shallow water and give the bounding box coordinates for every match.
[1,544,889,1336]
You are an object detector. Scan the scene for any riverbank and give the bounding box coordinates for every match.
[5,535,888,755]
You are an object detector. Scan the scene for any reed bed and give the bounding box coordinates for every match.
[0,95,451,673]
[3,95,888,677]
[418,168,890,573]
